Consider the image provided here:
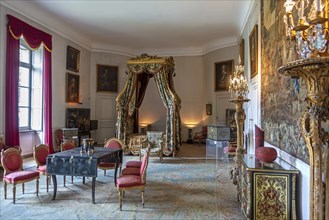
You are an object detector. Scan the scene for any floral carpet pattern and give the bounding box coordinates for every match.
[0,146,243,220]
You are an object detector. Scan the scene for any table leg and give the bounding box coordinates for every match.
[52,175,57,200]
[114,151,119,186]
[92,177,96,204]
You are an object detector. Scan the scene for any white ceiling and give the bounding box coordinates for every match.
[2,0,254,56]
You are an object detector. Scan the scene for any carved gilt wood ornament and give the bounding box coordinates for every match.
[278,58,329,220]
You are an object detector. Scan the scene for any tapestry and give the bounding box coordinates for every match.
[260,0,308,162]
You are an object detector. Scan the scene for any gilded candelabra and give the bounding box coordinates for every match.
[284,0,329,59]
[282,1,329,219]
[229,57,250,187]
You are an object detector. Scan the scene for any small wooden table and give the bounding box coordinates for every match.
[46,147,122,204]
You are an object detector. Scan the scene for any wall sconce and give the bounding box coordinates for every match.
[139,123,152,134]
[206,104,212,115]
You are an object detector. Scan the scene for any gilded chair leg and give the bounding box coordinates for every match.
[4,181,7,199]
[104,170,106,176]
[119,189,123,211]
[141,189,144,207]
[36,178,39,196]
[13,184,16,204]
[22,183,24,194]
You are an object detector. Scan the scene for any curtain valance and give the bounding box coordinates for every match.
[7,15,52,52]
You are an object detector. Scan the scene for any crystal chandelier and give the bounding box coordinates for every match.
[229,56,248,99]
[284,0,329,59]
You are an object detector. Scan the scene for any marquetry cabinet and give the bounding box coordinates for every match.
[238,155,299,220]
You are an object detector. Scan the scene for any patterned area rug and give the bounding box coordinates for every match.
[0,150,243,219]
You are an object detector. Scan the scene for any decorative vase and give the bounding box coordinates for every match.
[255,146,277,163]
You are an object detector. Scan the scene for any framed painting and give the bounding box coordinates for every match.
[206,104,212,115]
[66,73,80,103]
[66,108,90,131]
[96,64,118,92]
[66,46,80,72]
[240,38,245,65]
[214,59,234,91]
[249,24,258,79]
[226,109,236,128]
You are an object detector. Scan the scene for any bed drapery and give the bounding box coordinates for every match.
[116,54,181,156]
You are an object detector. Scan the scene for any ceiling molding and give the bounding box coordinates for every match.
[0,1,91,51]
[1,1,247,57]
[239,0,257,38]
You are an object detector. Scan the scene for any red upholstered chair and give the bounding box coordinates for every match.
[98,138,123,176]
[33,144,50,192]
[224,141,237,158]
[121,148,150,176]
[54,129,63,152]
[193,126,207,144]
[61,140,76,186]
[1,147,39,204]
[125,160,142,169]
[116,148,150,210]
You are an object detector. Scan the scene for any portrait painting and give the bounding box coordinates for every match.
[249,24,258,79]
[214,59,234,91]
[226,109,236,128]
[66,46,80,73]
[97,64,118,92]
[66,73,80,103]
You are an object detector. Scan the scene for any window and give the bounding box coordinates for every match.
[18,39,43,131]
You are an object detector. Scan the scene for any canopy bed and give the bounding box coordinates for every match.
[116,54,181,156]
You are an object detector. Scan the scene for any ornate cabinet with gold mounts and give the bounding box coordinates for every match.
[238,155,299,220]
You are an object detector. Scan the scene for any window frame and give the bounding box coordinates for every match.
[18,39,43,131]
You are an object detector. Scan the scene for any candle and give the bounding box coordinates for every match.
[316,0,321,11]
[300,0,304,18]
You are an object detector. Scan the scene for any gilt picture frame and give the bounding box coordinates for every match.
[96,64,118,92]
[206,104,212,115]
[214,59,234,91]
[66,73,80,103]
[66,46,80,73]
[249,25,258,79]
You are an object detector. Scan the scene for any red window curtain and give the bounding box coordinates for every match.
[5,15,54,153]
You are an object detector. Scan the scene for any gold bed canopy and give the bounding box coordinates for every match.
[116,54,181,156]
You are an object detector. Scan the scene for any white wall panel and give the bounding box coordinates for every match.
[96,95,116,120]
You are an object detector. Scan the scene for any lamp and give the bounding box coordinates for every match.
[229,56,248,99]
[139,123,148,134]
[283,0,329,59]
[280,2,329,219]
[228,56,250,187]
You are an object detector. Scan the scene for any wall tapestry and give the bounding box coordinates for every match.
[261,0,308,163]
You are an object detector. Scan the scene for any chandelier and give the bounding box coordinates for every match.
[283,0,329,59]
[229,56,248,99]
